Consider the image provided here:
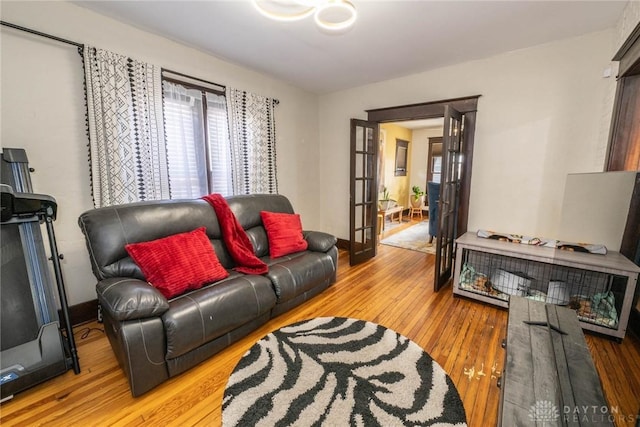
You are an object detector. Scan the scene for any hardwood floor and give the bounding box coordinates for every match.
[2,245,639,426]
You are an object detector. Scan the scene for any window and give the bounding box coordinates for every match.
[432,156,442,183]
[427,137,462,184]
[427,137,443,183]
[162,79,232,198]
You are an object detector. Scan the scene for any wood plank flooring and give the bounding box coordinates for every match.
[2,244,639,426]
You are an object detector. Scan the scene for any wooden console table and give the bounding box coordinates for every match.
[499,297,612,426]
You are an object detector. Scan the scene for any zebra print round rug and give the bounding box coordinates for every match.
[222,317,467,426]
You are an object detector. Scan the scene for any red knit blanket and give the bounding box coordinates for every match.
[202,194,268,275]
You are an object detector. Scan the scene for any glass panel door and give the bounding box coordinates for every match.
[435,106,463,291]
[350,119,379,265]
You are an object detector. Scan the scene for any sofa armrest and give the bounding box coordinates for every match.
[303,231,337,253]
[97,278,169,321]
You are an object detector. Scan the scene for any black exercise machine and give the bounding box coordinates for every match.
[1,149,80,401]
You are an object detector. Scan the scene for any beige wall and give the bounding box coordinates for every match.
[617,1,640,48]
[0,1,320,305]
[318,29,618,240]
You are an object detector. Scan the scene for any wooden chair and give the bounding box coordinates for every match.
[409,206,423,220]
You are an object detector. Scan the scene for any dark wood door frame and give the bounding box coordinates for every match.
[608,21,640,337]
[607,21,640,171]
[367,96,480,122]
[366,95,480,237]
[613,21,640,78]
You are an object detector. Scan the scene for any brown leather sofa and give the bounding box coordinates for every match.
[78,194,337,396]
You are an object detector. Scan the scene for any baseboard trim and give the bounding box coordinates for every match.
[59,299,98,327]
[336,238,349,250]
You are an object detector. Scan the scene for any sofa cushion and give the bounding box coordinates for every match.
[265,251,336,302]
[78,199,228,280]
[125,227,229,299]
[162,273,277,359]
[260,211,308,258]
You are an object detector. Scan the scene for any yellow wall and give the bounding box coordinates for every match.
[380,124,413,208]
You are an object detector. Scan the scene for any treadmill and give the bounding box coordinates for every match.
[1,149,80,401]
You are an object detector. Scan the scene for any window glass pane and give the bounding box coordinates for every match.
[355,126,364,151]
[355,205,363,229]
[365,128,374,152]
[457,154,464,179]
[163,81,208,198]
[432,156,442,183]
[432,156,442,173]
[206,92,233,196]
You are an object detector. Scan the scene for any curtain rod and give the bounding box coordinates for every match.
[162,68,226,91]
[0,21,84,49]
[162,68,280,105]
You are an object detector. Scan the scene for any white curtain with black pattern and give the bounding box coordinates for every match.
[83,46,169,208]
[227,88,278,195]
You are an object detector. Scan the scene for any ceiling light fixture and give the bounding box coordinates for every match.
[252,0,357,32]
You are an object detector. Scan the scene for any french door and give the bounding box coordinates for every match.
[434,105,464,291]
[349,119,379,265]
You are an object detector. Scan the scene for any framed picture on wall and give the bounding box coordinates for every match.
[395,139,408,176]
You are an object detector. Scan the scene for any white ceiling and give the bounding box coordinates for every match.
[74,1,627,94]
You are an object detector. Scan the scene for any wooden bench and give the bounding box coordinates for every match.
[379,205,404,224]
[499,296,612,426]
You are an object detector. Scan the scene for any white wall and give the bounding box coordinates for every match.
[318,29,617,240]
[0,1,320,305]
[557,171,637,251]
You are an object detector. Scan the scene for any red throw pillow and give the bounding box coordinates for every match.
[260,211,308,258]
[125,227,229,299]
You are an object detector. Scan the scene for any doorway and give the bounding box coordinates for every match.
[367,96,479,240]
[349,95,480,290]
[377,120,442,250]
